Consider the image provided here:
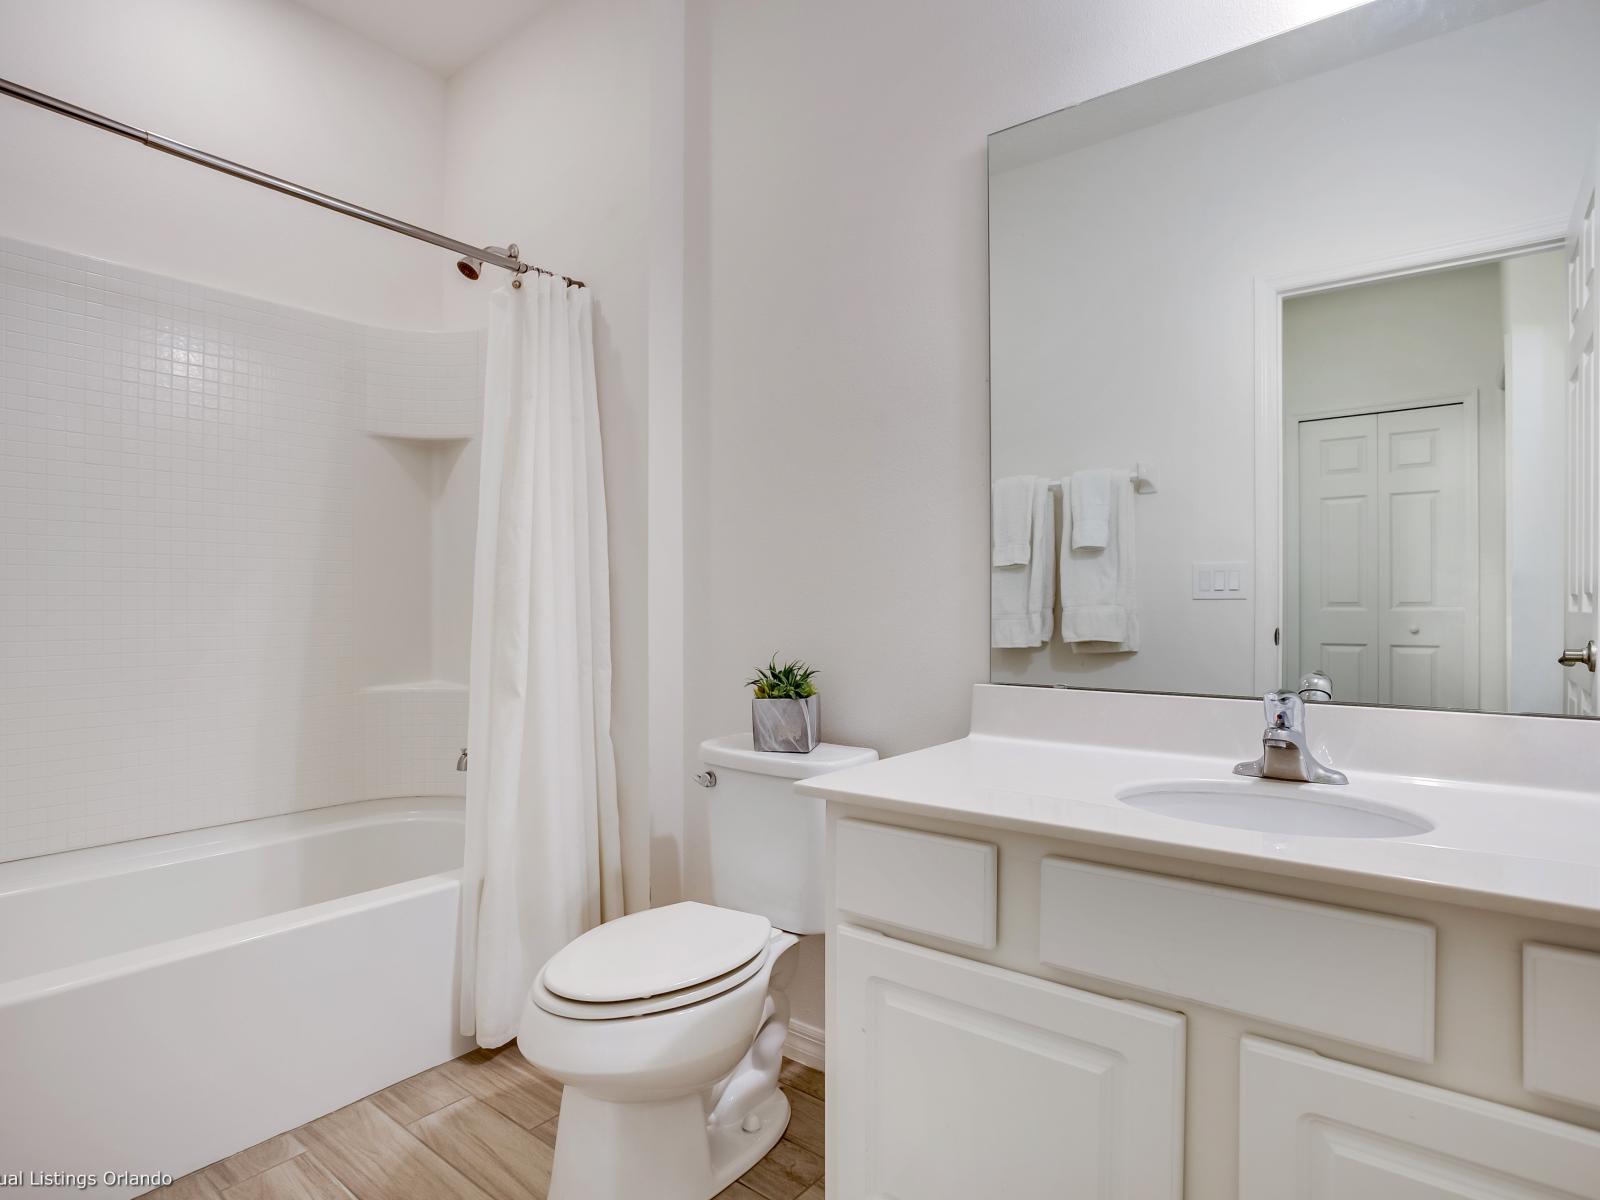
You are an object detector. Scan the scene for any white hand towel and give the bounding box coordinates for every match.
[992,477,1055,648]
[1060,470,1137,653]
[1069,469,1113,550]
[992,475,1036,566]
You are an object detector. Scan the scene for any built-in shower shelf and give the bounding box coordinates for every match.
[367,430,474,443]
[362,327,485,440]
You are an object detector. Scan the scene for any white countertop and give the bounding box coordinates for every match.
[797,686,1600,926]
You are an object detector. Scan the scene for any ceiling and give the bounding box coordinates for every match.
[292,0,547,76]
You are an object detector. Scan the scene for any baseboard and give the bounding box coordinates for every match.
[784,1019,825,1071]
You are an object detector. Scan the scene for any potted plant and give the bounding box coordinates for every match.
[747,655,820,753]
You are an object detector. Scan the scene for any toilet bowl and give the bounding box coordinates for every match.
[516,735,877,1200]
[519,904,800,1199]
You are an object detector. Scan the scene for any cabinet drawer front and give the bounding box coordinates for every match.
[832,924,1184,1199]
[1524,943,1600,1109]
[1240,1037,1600,1198]
[1039,858,1435,1060]
[834,819,998,948]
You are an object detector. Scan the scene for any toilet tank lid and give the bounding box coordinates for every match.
[700,734,878,780]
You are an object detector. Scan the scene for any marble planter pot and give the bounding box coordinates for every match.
[752,695,820,753]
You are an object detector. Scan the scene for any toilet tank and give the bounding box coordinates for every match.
[699,734,877,935]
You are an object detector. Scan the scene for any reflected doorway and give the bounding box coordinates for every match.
[1280,251,1567,712]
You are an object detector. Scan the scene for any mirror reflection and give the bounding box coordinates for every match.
[988,0,1600,716]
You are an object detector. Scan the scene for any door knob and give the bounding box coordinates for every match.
[1558,640,1597,672]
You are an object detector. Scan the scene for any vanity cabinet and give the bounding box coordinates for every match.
[831,923,1185,1199]
[1239,1038,1600,1197]
[1038,857,1437,1060]
[823,813,1600,1199]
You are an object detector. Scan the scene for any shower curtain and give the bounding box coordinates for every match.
[459,275,623,1048]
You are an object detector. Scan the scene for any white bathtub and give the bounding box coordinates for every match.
[0,796,471,1198]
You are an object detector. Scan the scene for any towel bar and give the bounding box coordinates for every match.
[1048,464,1157,495]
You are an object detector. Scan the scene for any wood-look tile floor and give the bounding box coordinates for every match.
[145,1049,825,1200]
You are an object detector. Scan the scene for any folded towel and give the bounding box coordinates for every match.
[1069,469,1114,550]
[992,477,1055,648]
[1060,470,1137,653]
[992,475,1037,566]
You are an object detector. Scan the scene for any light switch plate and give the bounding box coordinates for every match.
[1194,561,1249,599]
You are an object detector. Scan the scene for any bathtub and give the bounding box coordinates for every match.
[0,796,472,1198]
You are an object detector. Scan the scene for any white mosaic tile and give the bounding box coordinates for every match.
[360,683,468,800]
[0,236,476,862]
[363,327,483,439]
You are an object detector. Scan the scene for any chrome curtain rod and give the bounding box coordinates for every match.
[0,76,584,289]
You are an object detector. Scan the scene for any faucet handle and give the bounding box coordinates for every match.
[1263,689,1303,731]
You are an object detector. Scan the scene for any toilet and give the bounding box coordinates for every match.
[517,733,877,1200]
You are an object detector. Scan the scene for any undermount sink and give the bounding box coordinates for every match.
[1117,780,1433,839]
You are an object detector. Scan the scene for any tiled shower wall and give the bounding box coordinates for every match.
[0,237,477,861]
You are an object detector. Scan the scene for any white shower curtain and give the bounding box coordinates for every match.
[459,275,623,1048]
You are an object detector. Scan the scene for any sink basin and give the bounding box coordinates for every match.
[1117,781,1433,839]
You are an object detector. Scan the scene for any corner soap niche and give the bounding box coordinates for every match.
[355,328,481,803]
[362,327,485,441]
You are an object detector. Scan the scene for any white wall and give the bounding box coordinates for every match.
[1282,263,1508,708]
[1284,265,1505,419]
[986,0,1600,697]
[439,0,654,912]
[0,0,445,330]
[671,0,1379,1046]
[1503,249,1569,714]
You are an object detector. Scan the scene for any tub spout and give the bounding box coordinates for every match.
[456,748,469,772]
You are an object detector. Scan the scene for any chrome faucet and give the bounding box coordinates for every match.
[1234,690,1347,785]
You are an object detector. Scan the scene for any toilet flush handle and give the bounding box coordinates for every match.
[694,770,717,788]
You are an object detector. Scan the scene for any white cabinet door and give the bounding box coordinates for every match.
[1240,1037,1600,1199]
[831,924,1185,1199]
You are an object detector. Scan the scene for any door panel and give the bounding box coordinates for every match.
[1322,497,1369,605]
[1297,405,1474,707]
[1388,492,1438,605]
[832,924,1184,1199]
[1377,405,1471,709]
[1299,415,1380,703]
[1565,132,1600,715]
[1239,1038,1600,1198]
[1320,643,1371,699]
[1389,644,1443,707]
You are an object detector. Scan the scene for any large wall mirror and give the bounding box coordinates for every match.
[989,0,1600,717]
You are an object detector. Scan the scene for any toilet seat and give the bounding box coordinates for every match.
[534,901,773,1021]
[533,947,769,1020]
